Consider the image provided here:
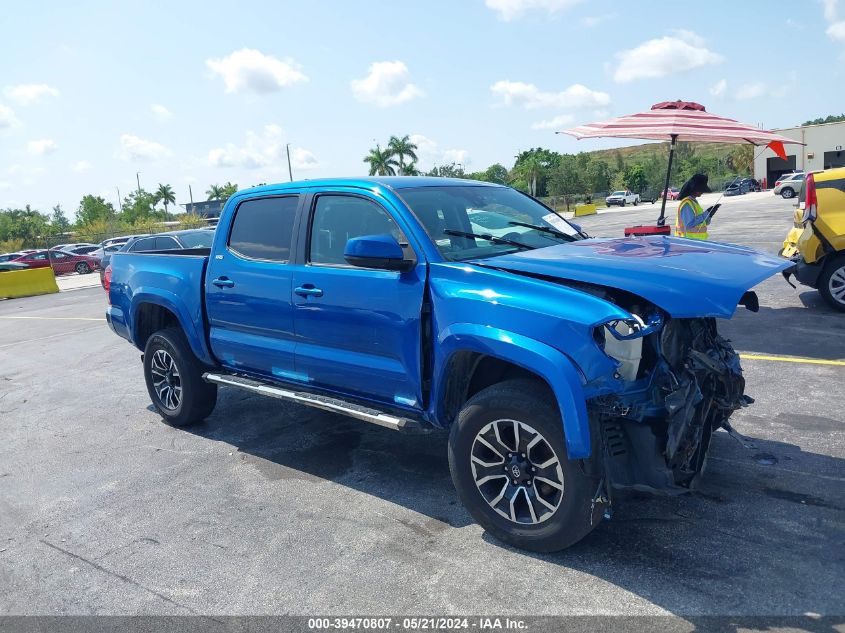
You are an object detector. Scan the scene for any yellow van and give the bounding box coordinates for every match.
[784,167,845,311]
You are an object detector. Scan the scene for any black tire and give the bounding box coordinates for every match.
[633,198,639,206]
[75,262,90,275]
[621,200,626,207]
[819,255,845,312]
[143,327,217,426]
[448,379,600,552]
[781,187,795,199]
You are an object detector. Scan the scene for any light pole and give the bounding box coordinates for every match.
[285,144,293,182]
[136,172,142,197]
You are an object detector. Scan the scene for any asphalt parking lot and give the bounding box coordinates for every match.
[0,191,843,620]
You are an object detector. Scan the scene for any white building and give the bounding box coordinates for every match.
[753,120,845,187]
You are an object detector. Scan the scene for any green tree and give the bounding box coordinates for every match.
[121,190,159,224]
[513,148,561,196]
[802,113,845,126]
[206,184,225,200]
[403,162,421,176]
[387,135,419,175]
[51,204,71,233]
[727,145,754,175]
[77,195,116,226]
[220,182,238,200]
[548,155,585,210]
[623,163,648,193]
[155,184,176,220]
[425,163,466,178]
[363,145,398,176]
[513,156,544,196]
[0,206,51,248]
[585,160,612,193]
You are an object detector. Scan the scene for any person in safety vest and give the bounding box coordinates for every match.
[675,173,717,240]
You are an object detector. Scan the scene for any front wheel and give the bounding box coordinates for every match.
[143,327,218,426]
[448,379,600,552]
[819,255,845,312]
[621,200,626,207]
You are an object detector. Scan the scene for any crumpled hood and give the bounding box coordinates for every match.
[473,236,790,318]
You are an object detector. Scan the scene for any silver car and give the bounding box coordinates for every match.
[773,173,805,199]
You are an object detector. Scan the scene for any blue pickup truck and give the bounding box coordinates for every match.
[107,177,788,551]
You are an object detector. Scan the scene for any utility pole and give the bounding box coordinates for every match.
[136,172,142,197]
[189,184,194,214]
[116,187,122,212]
[286,143,293,182]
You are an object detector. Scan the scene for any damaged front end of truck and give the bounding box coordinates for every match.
[590,310,752,494]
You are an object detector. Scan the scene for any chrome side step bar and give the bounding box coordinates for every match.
[203,372,427,433]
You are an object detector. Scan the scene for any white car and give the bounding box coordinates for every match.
[773,173,805,199]
[605,190,640,206]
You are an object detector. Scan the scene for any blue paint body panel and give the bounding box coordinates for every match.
[107,177,787,461]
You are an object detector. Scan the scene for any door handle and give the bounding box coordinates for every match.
[212,277,235,288]
[294,285,323,297]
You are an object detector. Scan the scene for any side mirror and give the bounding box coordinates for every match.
[344,234,415,271]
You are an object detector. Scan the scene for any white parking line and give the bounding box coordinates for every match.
[0,316,106,321]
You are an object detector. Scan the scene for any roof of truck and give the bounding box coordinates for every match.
[238,176,502,196]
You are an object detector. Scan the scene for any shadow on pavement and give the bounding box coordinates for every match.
[181,390,845,619]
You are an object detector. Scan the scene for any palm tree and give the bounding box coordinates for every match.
[387,135,418,175]
[220,182,238,200]
[403,162,421,176]
[206,184,225,200]
[363,145,398,176]
[515,157,542,197]
[155,184,176,220]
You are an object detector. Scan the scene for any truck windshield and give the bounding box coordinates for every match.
[400,185,582,261]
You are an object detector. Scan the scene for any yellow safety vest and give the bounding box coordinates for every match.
[675,196,708,240]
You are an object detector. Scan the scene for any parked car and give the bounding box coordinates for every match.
[52,242,96,253]
[0,261,28,272]
[107,177,789,552]
[12,249,100,275]
[774,173,806,199]
[660,187,680,200]
[605,190,640,206]
[67,244,101,255]
[724,177,757,196]
[783,167,845,311]
[0,252,26,263]
[638,189,659,204]
[774,171,804,188]
[100,229,215,286]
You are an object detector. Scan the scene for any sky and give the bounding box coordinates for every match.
[1,0,844,219]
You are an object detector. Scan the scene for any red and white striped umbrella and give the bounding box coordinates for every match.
[558,101,803,228]
[559,100,799,147]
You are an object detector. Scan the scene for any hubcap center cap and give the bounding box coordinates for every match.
[507,456,532,484]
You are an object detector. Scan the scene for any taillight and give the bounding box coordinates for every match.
[803,174,817,223]
[103,264,112,298]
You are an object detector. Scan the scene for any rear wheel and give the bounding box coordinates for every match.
[781,187,795,199]
[819,255,845,312]
[75,261,90,275]
[143,327,217,426]
[448,379,600,552]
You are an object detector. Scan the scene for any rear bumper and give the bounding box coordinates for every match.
[106,305,130,341]
[795,259,823,289]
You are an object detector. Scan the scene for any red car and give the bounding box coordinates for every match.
[12,249,100,275]
[662,187,680,200]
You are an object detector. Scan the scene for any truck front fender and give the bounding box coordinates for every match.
[434,323,591,459]
[129,288,213,365]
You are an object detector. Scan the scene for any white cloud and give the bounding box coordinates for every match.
[531,113,575,130]
[351,61,423,107]
[0,181,10,190]
[206,48,307,94]
[710,78,727,97]
[0,104,20,129]
[409,134,468,169]
[485,0,581,21]
[735,82,768,100]
[27,139,58,155]
[73,160,92,172]
[4,83,59,105]
[828,21,845,40]
[208,124,320,170]
[491,81,610,109]
[151,104,173,122]
[582,13,617,27]
[119,133,172,161]
[822,0,838,22]
[612,34,722,82]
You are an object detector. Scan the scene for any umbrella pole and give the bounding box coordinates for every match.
[657,134,678,226]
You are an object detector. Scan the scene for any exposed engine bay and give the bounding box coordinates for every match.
[576,283,753,494]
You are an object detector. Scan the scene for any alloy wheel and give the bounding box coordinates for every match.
[829,265,845,306]
[470,419,564,525]
[150,349,182,410]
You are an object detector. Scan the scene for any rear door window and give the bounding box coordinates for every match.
[129,237,157,252]
[155,237,180,250]
[228,196,299,262]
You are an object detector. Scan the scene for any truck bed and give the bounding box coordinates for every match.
[106,250,213,363]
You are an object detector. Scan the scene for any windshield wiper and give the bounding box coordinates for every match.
[507,221,577,241]
[443,229,533,250]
